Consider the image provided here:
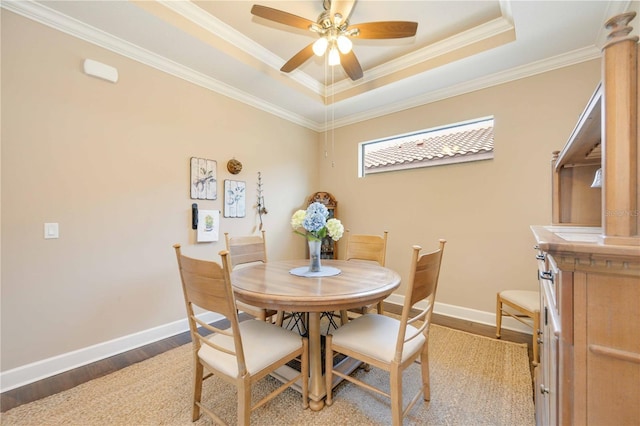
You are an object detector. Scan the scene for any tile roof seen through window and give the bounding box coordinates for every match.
[364,121,494,173]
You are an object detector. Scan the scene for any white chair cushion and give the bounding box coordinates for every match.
[499,290,540,313]
[198,319,302,378]
[330,314,425,364]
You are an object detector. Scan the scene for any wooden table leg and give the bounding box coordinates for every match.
[307,312,325,411]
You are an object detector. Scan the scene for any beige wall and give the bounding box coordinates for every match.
[320,60,601,311]
[1,12,317,371]
[1,9,602,377]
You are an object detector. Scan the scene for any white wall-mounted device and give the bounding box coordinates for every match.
[44,223,59,239]
[83,59,118,83]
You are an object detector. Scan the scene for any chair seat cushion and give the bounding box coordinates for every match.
[499,290,540,313]
[330,314,425,364]
[198,319,302,378]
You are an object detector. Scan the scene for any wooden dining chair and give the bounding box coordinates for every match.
[173,244,309,425]
[325,240,446,426]
[342,230,389,319]
[224,231,278,323]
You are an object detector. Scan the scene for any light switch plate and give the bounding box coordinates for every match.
[44,223,59,239]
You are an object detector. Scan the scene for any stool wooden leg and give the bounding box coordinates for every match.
[496,294,503,339]
[533,311,540,366]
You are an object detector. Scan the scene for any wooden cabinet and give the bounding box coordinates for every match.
[551,84,602,227]
[531,229,640,425]
[532,12,640,426]
[307,192,338,259]
[552,13,639,241]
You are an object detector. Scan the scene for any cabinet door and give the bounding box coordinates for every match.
[539,275,561,426]
[546,312,559,426]
[582,273,640,424]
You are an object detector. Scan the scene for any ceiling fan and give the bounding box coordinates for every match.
[250,0,418,81]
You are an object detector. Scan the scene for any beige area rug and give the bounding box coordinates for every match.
[1,325,534,425]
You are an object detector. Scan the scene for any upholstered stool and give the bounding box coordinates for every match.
[496,290,540,365]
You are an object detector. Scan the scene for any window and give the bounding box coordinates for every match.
[359,117,494,177]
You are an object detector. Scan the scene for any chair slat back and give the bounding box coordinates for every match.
[174,245,247,372]
[344,230,388,266]
[224,230,267,269]
[410,243,445,307]
[395,240,446,360]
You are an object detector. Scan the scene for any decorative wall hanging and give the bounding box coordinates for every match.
[190,157,217,200]
[227,158,243,174]
[196,209,220,242]
[257,172,268,230]
[224,180,246,218]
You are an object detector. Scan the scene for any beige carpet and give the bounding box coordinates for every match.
[1,325,534,425]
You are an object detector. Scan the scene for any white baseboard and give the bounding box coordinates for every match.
[1,299,531,393]
[385,294,534,335]
[0,312,221,393]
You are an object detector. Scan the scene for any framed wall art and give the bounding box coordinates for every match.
[196,209,220,242]
[224,180,246,218]
[190,157,217,200]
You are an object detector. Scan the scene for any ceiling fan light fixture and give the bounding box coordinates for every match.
[328,45,340,66]
[250,2,417,81]
[313,37,329,56]
[336,35,352,53]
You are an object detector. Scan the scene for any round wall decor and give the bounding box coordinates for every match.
[227,158,242,174]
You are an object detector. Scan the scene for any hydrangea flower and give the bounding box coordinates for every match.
[326,218,344,240]
[290,209,306,230]
[291,202,344,242]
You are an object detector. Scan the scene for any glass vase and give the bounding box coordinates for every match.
[308,239,322,272]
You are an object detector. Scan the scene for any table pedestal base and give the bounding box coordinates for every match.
[271,312,362,411]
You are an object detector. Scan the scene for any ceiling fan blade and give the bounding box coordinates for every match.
[329,0,356,24]
[340,50,363,81]
[350,21,418,39]
[251,5,316,31]
[280,43,315,73]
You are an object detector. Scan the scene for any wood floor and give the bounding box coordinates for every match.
[0,307,532,413]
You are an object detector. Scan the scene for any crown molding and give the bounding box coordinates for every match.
[1,0,321,131]
[157,0,324,94]
[330,14,515,95]
[2,0,607,133]
[330,45,601,130]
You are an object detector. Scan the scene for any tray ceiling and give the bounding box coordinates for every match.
[2,1,636,130]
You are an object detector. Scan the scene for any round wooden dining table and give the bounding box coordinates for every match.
[231,259,401,411]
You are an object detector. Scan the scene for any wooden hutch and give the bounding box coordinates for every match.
[307,192,338,259]
[531,12,639,425]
